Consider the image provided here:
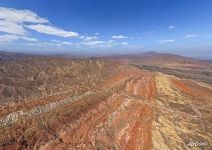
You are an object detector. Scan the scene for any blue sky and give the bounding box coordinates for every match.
[0,0,212,58]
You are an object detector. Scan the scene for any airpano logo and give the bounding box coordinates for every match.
[187,141,208,147]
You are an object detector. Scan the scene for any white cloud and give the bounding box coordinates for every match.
[20,36,38,42]
[81,39,129,48]
[81,40,104,46]
[61,41,73,46]
[104,40,119,47]
[185,34,197,38]
[26,39,130,49]
[0,7,79,39]
[160,39,175,43]
[0,34,38,42]
[79,36,85,39]
[0,7,48,36]
[0,34,19,42]
[51,39,61,42]
[112,35,128,39]
[108,40,115,43]
[82,36,98,41]
[25,24,79,37]
[25,41,80,48]
[0,7,48,23]
[50,40,75,46]
[0,20,26,35]
[121,42,128,45]
[25,42,55,47]
[168,25,176,29]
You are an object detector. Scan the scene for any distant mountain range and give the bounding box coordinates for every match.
[103,51,212,66]
[1,50,212,65]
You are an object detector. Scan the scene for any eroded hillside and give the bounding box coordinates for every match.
[0,57,117,104]
[0,56,211,150]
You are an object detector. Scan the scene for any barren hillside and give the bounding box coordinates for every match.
[0,56,118,104]
[0,53,211,150]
